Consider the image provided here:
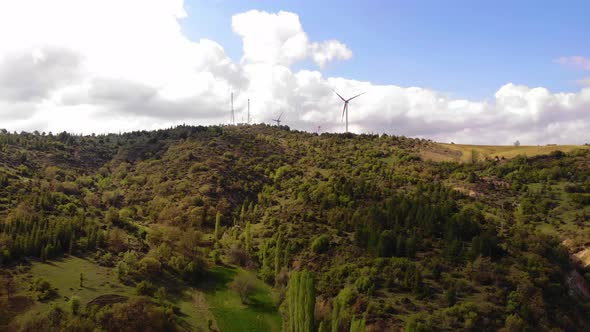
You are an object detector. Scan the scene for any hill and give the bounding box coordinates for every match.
[420,142,590,163]
[1,125,590,331]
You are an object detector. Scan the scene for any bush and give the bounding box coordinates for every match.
[69,296,81,315]
[31,278,57,301]
[311,234,330,254]
[135,281,156,296]
[139,257,162,278]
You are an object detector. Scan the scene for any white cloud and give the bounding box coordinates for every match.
[0,2,589,144]
[310,40,353,68]
[231,10,351,68]
[556,56,590,70]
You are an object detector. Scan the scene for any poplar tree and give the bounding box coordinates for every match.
[245,221,251,252]
[274,232,283,278]
[288,270,315,332]
[214,212,221,243]
[349,317,366,332]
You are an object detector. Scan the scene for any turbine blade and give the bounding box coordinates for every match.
[332,89,346,102]
[347,92,366,101]
[278,112,284,120]
[341,103,347,121]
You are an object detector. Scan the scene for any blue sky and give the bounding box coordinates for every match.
[182,0,590,99]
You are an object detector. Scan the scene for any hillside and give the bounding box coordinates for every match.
[1,125,590,331]
[420,142,590,163]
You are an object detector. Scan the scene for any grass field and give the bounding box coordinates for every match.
[429,143,589,162]
[5,256,282,332]
[11,256,135,327]
[200,265,282,332]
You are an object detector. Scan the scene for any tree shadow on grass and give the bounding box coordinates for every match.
[247,296,278,315]
[197,265,237,294]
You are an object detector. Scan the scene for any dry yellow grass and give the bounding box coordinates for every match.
[425,143,589,162]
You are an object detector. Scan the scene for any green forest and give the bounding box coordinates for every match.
[1,124,590,331]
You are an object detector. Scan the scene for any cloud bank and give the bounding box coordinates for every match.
[0,0,589,144]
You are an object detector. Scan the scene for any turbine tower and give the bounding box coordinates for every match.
[333,90,365,133]
[230,92,235,125]
[272,112,284,126]
[247,98,251,124]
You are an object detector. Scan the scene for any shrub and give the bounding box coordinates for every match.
[311,234,330,254]
[31,278,57,301]
[69,296,81,315]
[138,257,162,278]
[135,281,156,296]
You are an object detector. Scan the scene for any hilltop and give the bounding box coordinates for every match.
[1,125,590,331]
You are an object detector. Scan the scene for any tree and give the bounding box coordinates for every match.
[275,232,283,279]
[311,234,330,254]
[139,257,162,278]
[514,140,521,147]
[31,278,57,301]
[214,212,222,243]
[245,221,252,252]
[471,149,479,164]
[288,270,315,332]
[350,317,366,332]
[69,295,81,315]
[231,272,256,304]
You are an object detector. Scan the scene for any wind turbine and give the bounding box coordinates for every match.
[333,90,365,133]
[272,112,284,126]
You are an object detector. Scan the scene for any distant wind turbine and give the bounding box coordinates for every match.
[272,112,284,126]
[333,90,365,133]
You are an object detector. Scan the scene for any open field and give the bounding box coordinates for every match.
[424,143,590,162]
[200,265,282,332]
[5,256,281,332]
[8,256,135,328]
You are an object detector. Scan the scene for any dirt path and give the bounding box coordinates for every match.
[188,290,219,332]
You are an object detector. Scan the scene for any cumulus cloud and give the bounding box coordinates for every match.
[231,10,351,68]
[0,1,589,144]
[0,47,83,102]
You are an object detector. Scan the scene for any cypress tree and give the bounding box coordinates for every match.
[288,271,300,332]
[274,232,283,278]
[245,221,251,252]
[288,270,315,332]
[350,317,366,332]
[214,212,221,243]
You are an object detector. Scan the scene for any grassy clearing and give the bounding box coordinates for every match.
[175,289,219,332]
[11,255,135,326]
[435,143,589,162]
[200,265,282,332]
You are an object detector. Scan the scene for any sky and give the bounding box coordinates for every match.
[0,0,589,144]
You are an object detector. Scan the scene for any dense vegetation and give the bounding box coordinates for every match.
[1,125,589,331]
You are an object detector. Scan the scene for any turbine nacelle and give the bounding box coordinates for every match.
[272,111,284,126]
